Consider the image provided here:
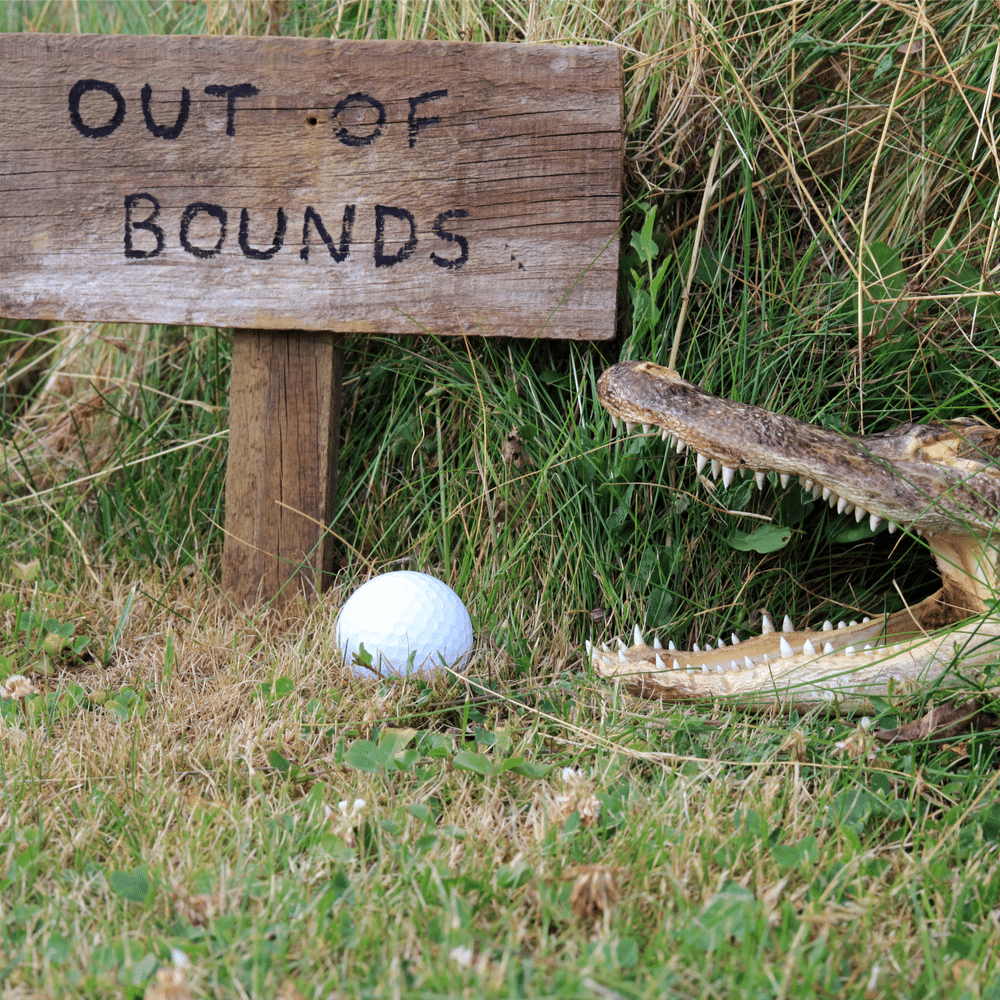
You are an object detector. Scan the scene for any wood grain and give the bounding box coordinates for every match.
[222,330,341,605]
[0,34,621,339]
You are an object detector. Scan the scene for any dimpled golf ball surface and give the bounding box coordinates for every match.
[336,572,473,676]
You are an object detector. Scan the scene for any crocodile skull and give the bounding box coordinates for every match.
[590,360,1000,709]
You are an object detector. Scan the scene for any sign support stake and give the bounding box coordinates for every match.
[222,330,342,606]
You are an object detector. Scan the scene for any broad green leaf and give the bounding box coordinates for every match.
[645,586,673,630]
[406,803,435,825]
[509,760,554,779]
[862,241,905,295]
[772,835,818,868]
[130,953,157,986]
[728,525,792,553]
[344,738,388,772]
[684,883,759,951]
[615,936,640,968]
[493,755,526,774]
[452,750,493,777]
[109,867,149,904]
[829,518,879,544]
[828,787,884,831]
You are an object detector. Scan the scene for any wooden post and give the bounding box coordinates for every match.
[222,331,341,605]
[0,33,622,606]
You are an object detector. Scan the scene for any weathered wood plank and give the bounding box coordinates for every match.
[222,330,341,605]
[0,34,621,339]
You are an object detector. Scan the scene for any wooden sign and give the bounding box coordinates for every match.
[0,34,621,339]
[0,34,622,605]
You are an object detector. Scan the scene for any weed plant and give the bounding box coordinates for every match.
[1,2,1000,998]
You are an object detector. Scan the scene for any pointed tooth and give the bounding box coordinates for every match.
[779,636,794,658]
[763,653,770,665]
[654,654,665,670]
[617,638,627,651]
[827,492,839,508]
[618,650,628,664]
[845,645,857,655]
[686,664,693,673]
[864,644,873,650]
[837,496,849,515]
[717,638,726,648]
[849,620,858,627]
[822,621,833,631]
[601,643,610,652]
[731,633,740,645]
[887,522,898,534]
[822,486,832,501]
[716,664,724,673]
[823,641,835,654]
[854,505,866,523]
[838,621,847,629]
[633,624,645,646]
[740,466,750,478]
[672,658,681,670]
[661,428,670,442]
[754,470,767,490]
[722,465,736,489]
[869,513,883,532]
[730,660,739,671]
[812,484,824,499]
[843,502,855,515]
[915,528,924,538]
[782,615,795,633]
[761,613,775,634]
[862,617,870,623]
[624,421,636,432]
[700,663,708,673]
[711,459,722,479]
[779,474,791,488]
[802,478,814,491]
[744,655,754,670]
[695,452,708,474]
[668,640,676,651]
[675,437,686,455]
[892,643,902,653]
[610,415,619,429]
[803,638,816,655]
[692,642,700,652]
[653,636,662,649]
[642,423,652,434]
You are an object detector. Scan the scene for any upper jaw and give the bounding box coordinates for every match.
[598,360,1000,537]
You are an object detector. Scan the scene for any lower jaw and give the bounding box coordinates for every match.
[589,614,1000,709]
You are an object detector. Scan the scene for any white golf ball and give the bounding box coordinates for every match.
[335,571,473,677]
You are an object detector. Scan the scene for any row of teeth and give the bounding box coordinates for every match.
[586,617,911,675]
[611,417,934,538]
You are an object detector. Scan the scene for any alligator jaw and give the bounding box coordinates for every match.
[587,617,1000,711]
[593,360,1000,708]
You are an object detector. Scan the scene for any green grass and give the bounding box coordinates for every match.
[2,1,1000,997]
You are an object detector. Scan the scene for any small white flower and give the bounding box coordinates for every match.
[2,674,37,700]
[449,945,473,967]
[326,797,367,848]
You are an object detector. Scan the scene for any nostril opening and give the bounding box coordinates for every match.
[306,115,318,126]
